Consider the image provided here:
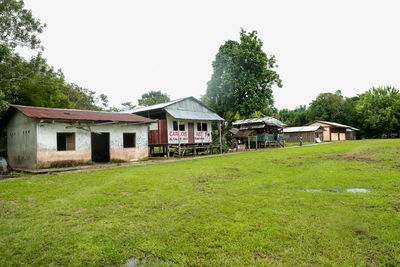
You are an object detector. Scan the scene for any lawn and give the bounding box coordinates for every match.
[1,139,400,266]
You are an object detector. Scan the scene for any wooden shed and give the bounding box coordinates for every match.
[232,117,286,149]
[125,97,224,157]
[283,125,325,143]
[305,121,359,141]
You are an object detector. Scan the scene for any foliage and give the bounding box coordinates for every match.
[307,90,348,123]
[1,140,400,265]
[0,0,45,50]
[278,105,308,126]
[0,0,107,117]
[356,86,400,138]
[138,91,170,107]
[202,29,282,134]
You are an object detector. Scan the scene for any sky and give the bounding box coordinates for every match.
[22,0,400,110]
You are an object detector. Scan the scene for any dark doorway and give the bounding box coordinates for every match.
[188,123,194,143]
[91,132,110,162]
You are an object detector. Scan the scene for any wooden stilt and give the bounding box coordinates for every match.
[178,120,181,157]
[218,121,222,153]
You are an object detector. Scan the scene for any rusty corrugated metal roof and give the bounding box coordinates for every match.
[233,130,252,138]
[10,105,154,123]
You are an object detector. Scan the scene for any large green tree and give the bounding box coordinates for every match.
[0,0,107,115]
[202,29,282,134]
[138,91,170,106]
[307,90,347,123]
[356,87,400,138]
[0,0,45,50]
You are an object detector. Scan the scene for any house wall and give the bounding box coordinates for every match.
[166,114,212,144]
[307,122,332,141]
[346,131,357,140]
[284,131,320,143]
[6,112,37,168]
[36,121,149,168]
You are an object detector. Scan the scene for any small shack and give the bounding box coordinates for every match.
[232,117,286,149]
[305,121,359,141]
[125,97,224,157]
[283,125,325,143]
[2,105,154,169]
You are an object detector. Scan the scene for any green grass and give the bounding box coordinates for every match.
[1,139,400,266]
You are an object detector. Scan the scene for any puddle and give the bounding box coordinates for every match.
[346,188,370,193]
[300,188,371,193]
[303,189,322,192]
[125,257,140,267]
[124,257,174,266]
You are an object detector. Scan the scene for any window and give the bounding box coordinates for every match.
[173,121,185,131]
[179,122,185,131]
[123,133,136,148]
[57,133,75,151]
[197,123,208,131]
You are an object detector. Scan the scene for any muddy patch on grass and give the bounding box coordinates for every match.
[327,146,400,165]
[188,172,243,192]
[223,167,240,172]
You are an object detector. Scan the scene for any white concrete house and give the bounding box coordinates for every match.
[2,105,154,169]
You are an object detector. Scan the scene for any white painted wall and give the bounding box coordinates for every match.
[36,122,149,164]
[6,112,37,168]
[166,114,212,144]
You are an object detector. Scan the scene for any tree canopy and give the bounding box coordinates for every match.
[0,0,109,116]
[138,91,170,107]
[356,87,400,138]
[0,0,45,50]
[202,29,282,134]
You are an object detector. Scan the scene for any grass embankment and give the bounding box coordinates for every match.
[1,140,400,266]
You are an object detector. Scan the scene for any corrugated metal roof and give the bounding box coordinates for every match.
[232,117,286,127]
[306,120,359,131]
[121,97,187,113]
[233,130,252,138]
[165,108,224,121]
[283,125,323,133]
[10,105,154,123]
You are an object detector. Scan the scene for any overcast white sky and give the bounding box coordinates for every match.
[22,0,400,110]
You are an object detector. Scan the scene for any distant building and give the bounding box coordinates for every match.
[232,117,286,148]
[283,125,325,143]
[305,121,359,141]
[125,97,224,157]
[2,105,153,169]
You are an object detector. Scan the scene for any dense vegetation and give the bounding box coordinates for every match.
[1,140,400,265]
[277,88,400,138]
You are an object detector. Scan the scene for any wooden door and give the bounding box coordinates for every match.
[188,123,194,143]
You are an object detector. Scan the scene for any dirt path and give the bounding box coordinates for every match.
[1,142,331,182]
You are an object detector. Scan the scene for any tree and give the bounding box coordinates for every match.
[278,105,308,126]
[138,91,170,107]
[307,90,347,123]
[202,29,282,135]
[356,87,400,138]
[120,101,136,111]
[0,0,45,50]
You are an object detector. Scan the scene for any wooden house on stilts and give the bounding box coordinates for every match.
[124,97,224,157]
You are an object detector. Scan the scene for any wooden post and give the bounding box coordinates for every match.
[167,145,170,158]
[255,135,258,150]
[201,121,203,146]
[218,121,222,153]
[248,136,250,150]
[178,120,181,157]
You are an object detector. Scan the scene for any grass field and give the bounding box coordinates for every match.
[1,140,400,266]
